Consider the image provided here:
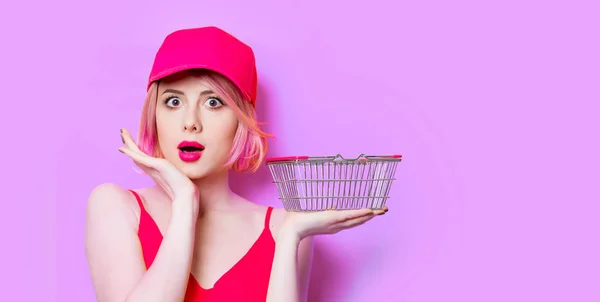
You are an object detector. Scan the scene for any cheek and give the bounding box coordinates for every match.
[155,111,178,149]
[209,114,239,147]
[223,115,239,141]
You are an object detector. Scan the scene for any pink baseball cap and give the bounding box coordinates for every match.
[147,26,258,106]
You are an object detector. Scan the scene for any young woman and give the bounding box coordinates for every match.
[85,26,388,302]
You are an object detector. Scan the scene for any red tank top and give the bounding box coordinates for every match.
[130,190,276,301]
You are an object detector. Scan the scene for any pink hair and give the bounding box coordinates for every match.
[137,70,271,173]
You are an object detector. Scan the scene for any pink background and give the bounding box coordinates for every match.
[1,0,599,301]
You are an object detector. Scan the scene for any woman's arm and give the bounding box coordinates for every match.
[266,207,386,301]
[85,183,197,302]
[266,228,314,302]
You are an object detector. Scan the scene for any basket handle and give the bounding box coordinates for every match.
[333,154,364,161]
[265,154,403,163]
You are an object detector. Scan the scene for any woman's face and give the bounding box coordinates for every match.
[155,72,239,180]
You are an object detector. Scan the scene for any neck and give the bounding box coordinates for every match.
[191,169,237,212]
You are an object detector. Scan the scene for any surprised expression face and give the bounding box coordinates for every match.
[154,71,239,179]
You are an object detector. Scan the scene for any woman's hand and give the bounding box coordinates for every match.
[278,206,388,241]
[118,128,199,205]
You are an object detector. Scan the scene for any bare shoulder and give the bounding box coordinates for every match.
[267,207,288,235]
[86,183,139,225]
[85,183,148,301]
[268,207,314,245]
[268,206,314,293]
[269,207,287,225]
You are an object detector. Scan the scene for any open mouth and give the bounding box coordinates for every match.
[177,141,205,162]
[178,146,205,153]
[177,140,205,152]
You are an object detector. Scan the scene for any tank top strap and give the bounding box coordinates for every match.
[129,189,147,213]
[128,189,163,269]
[264,206,274,229]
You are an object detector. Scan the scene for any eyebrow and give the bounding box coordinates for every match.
[161,89,215,96]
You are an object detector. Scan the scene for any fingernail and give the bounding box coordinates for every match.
[118,148,124,153]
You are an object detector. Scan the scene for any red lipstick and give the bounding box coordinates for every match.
[177,141,205,162]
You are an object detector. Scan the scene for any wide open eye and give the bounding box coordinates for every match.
[164,96,182,108]
[205,97,224,109]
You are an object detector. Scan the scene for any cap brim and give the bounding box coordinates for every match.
[147,64,255,106]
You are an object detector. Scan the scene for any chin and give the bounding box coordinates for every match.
[173,162,208,179]
[164,151,228,180]
[178,161,228,181]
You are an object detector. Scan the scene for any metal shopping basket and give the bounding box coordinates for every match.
[265,154,403,211]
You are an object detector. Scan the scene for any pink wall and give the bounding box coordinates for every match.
[1,0,598,301]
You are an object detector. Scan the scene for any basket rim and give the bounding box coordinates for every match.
[265,153,403,164]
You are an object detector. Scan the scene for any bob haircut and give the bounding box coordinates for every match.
[136,69,271,173]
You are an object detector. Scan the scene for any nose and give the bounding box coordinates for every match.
[182,108,202,133]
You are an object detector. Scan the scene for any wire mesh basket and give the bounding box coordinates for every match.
[265,154,403,211]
